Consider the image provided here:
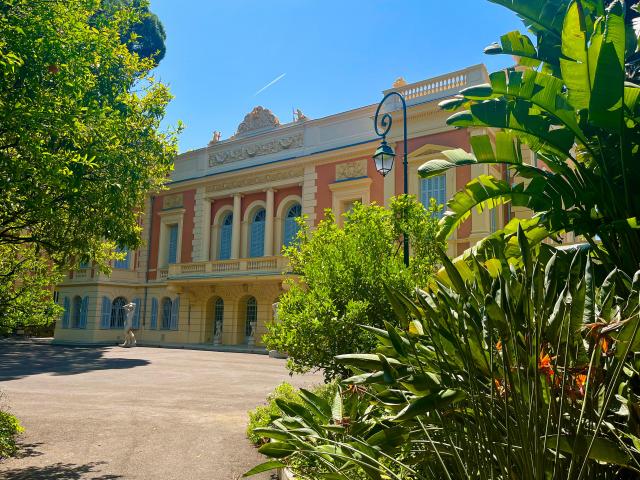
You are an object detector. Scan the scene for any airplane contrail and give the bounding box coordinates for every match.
[254,73,286,96]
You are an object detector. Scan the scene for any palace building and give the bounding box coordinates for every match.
[54,64,510,349]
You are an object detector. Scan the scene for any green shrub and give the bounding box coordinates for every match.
[0,411,23,459]
[246,382,337,446]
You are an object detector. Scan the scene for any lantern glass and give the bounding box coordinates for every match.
[373,140,395,177]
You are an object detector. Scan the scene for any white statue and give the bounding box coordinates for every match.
[247,320,257,347]
[272,302,280,322]
[120,302,137,348]
[213,318,223,346]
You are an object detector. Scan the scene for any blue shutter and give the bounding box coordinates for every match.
[219,214,232,260]
[420,175,447,218]
[168,225,178,264]
[132,298,141,329]
[100,296,111,329]
[114,248,130,269]
[150,298,158,329]
[79,296,89,328]
[170,296,180,330]
[62,297,70,328]
[283,204,302,247]
[250,209,265,257]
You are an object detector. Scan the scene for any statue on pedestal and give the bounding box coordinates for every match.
[213,318,223,346]
[247,320,257,347]
[120,302,137,348]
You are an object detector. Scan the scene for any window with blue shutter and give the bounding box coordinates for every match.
[283,203,302,247]
[132,298,141,329]
[161,297,172,329]
[420,175,447,218]
[72,296,82,328]
[170,296,180,330]
[249,209,266,257]
[100,296,111,329]
[114,247,130,269]
[167,224,179,264]
[110,297,127,328]
[150,297,158,329]
[219,213,233,260]
[62,297,70,328]
[79,296,89,329]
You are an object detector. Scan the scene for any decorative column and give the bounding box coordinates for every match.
[264,189,275,257]
[200,198,212,261]
[231,194,242,259]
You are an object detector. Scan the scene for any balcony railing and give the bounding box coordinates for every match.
[384,64,488,105]
[167,256,289,279]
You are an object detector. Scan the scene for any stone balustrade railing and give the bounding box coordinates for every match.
[384,64,488,105]
[167,256,288,279]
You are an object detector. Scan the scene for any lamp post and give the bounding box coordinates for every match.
[372,91,409,267]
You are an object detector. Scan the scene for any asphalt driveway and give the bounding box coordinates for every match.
[0,343,321,479]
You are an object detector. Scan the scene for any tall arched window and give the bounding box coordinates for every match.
[283,203,302,247]
[161,297,172,330]
[219,212,233,260]
[245,296,257,339]
[420,175,446,219]
[214,298,224,336]
[249,209,266,257]
[72,296,82,328]
[110,297,127,329]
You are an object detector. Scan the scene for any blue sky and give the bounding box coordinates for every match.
[150,0,525,153]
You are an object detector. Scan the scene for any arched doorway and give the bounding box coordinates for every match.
[205,297,224,344]
[110,297,127,328]
[244,296,257,344]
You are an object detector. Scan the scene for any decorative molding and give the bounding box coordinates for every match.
[204,167,304,194]
[237,106,280,135]
[163,193,183,210]
[335,159,367,181]
[208,132,303,167]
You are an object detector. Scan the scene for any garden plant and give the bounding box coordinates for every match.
[247,0,640,478]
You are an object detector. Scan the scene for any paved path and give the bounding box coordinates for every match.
[0,343,321,479]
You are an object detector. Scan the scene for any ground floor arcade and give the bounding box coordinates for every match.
[53,278,285,349]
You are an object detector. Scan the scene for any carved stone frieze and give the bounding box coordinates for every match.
[208,132,303,167]
[205,167,304,194]
[163,193,184,209]
[335,159,367,180]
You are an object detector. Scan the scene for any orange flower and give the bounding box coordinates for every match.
[539,351,554,378]
[496,340,502,351]
[600,337,609,354]
[575,374,588,397]
[494,378,507,398]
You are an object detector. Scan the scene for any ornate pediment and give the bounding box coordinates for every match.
[236,106,280,135]
[208,132,304,167]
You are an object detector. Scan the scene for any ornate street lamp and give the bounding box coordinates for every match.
[372,91,409,266]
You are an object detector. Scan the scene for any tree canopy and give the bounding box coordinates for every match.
[264,196,443,380]
[0,0,178,331]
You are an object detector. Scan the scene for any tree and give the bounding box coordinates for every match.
[101,0,167,63]
[263,196,443,380]
[0,0,179,331]
[419,0,640,275]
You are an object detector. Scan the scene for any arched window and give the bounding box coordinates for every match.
[214,298,224,336]
[72,296,82,328]
[245,296,257,339]
[110,297,127,329]
[249,209,266,257]
[283,203,302,247]
[219,212,233,260]
[161,297,172,330]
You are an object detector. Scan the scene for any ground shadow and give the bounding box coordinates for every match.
[14,442,44,459]
[0,461,122,479]
[0,344,149,381]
